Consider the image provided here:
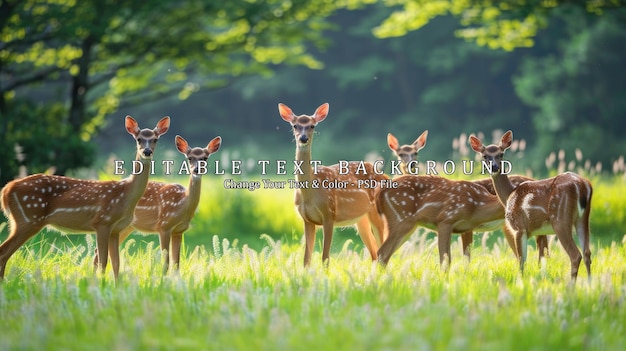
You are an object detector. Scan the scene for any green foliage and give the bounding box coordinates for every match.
[4,0,625,184]
[349,0,625,50]
[0,232,625,350]
[0,99,95,184]
[513,6,626,168]
[0,0,341,183]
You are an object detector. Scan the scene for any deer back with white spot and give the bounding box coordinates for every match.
[376,174,511,267]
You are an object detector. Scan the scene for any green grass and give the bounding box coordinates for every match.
[1,232,625,350]
[1,172,625,350]
[187,176,302,250]
[588,175,626,242]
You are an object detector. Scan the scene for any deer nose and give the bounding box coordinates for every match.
[299,135,309,143]
[142,148,153,157]
[491,162,500,173]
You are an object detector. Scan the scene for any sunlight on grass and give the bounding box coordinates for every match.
[1,231,624,350]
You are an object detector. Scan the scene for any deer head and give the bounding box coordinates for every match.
[469,130,512,174]
[175,135,222,175]
[387,131,428,175]
[278,102,329,146]
[125,115,170,159]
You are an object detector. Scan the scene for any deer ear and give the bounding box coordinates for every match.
[155,116,170,136]
[500,130,513,150]
[313,103,329,123]
[278,103,294,122]
[387,133,399,151]
[469,135,484,153]
[175,135,190,154]
[207,136,222,154]
[413,130,428,151]
[125,116,140,136]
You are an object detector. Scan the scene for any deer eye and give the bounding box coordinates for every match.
[293,125,297,130]
[310,125,315,129]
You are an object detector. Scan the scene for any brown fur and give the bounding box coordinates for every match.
[470,130,592,280]
[379,132,548,268]
[279,102,390,266]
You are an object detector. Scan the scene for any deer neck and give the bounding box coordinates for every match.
[296,144,314,183]
[124,154,152,207]
[186,174,203,213]
[400,163,409,176]
[491,172,516,206]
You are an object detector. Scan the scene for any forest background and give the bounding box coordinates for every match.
[1,0,625,247]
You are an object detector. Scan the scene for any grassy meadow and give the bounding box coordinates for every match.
[1,230,625,350]
[1,169,625,350]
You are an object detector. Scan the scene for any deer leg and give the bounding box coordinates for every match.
[158,230,172,274]
[376,194,417,267]
[461,231,473,261]
[502,224,518,258]
[118,227,134,246]
[0,223,43,278]
[171,233,183,272]
[95,228,110,276]
[94,227,133,270]
[321,220,334,267]
[535,235,549,264]
[376,220,414,267]
[367,209,386,247]
[576,219,592,279]
[108,232,121,280]
[355,216,378,261]
[302,221,317,267]
[437,224,453,270]
[515,231,528,276]
[554,221,582,281]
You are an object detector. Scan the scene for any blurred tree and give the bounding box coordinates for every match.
[336,0,626,170]
[315,9,534,162]
[190,6,536,167]
[0,0,336,185]
[514,6,626,169]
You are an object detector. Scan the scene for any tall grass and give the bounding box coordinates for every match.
[0,232,625,350]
